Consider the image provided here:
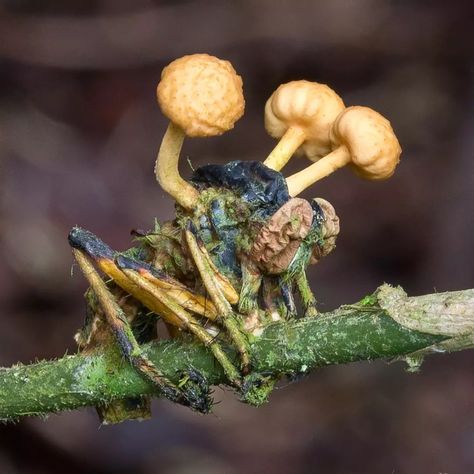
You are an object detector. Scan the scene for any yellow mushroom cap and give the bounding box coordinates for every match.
[329,106,402,180]
[157,54,245,137]
[264,80,345,159]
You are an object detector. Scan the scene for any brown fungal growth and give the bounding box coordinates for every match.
[155,54,245,209]
[249,198,314,274]
[263,80,345,171]
[286,106,402,196]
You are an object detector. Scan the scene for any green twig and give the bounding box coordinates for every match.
[1,284,473,422]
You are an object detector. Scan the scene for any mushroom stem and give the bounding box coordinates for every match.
[155,122,200,209]
[263,126,307,171]
[286,145,350,196]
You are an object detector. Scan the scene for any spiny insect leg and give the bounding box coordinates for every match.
[69,227,218,323]
[113,254,219,321]
[238,261,263,316]
[115,255,242,387]
[72,248,210,411]
[69,228,212,412]
[295,271,318,317]
[184,220,250,375]
[281,279,297,317]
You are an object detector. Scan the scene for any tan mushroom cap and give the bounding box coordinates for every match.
[265,80,345,160]
[330,106,401,180]
[286,105,402,196]
[157,54,245,137]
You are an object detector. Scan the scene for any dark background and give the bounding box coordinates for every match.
[0,1,473,473]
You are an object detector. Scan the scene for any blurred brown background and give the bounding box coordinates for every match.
[0,1,473,473]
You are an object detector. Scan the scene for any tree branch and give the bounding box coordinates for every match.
[1,285,473,422]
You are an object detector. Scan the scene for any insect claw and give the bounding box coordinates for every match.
[240,373,275,407]
[68,227,115,261]
[178,368,213,414]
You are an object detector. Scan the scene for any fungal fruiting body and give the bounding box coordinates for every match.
[264,80,345,171]
[155,54,245,209]
[286,106,401,196]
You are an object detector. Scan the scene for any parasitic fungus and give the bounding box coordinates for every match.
[263,80,345,171]
[156,54,245,209]
[286,106,402,196]
[249,198,314,274]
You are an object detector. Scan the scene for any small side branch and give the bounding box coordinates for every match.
[1,285,473,422]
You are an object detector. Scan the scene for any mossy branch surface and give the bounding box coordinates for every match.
[1,285,473,422]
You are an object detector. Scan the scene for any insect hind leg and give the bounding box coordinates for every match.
[70,240,212,413]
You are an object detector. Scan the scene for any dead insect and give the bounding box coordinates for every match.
[69,54,400,415]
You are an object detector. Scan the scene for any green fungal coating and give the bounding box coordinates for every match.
[0,289,451,422]
[251,310,445,374]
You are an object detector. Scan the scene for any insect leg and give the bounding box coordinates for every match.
[72,249,204,406]
[70,227,240,390]
[238,261,263,316]
[115,255,242,387]
[112,254,219,321]
[184,220,250,374]
[238,261,266,334]
[69,230,211,412]
[281,279,297,317]
[262,276,287,321]
[295,271,318,317]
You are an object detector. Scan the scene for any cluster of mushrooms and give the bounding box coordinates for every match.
[154,53,402,210]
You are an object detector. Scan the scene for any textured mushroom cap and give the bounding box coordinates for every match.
[264,80,345,159]
[330,106,402,180]
[157,54,244,137]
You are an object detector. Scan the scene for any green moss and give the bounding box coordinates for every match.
[358,294,378,307]
[235,232,252,253]
[404,354,424,373]
[0,301,453,422]
[241,373,276,407]
[290,214,302,230]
